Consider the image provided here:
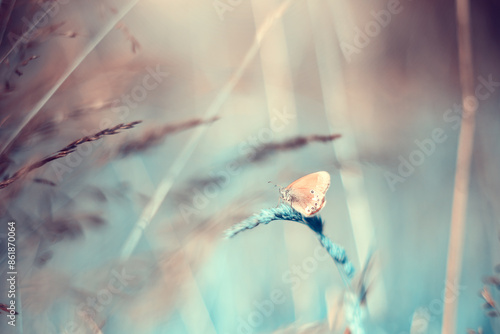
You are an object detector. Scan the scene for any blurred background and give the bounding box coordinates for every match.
[0,0,499,333]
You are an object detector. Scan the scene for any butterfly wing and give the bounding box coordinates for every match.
[285,171,330,216]
[287,171,330,194]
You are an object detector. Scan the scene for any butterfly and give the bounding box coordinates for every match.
[279,171,330,216]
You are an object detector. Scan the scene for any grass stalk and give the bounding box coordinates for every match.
[0,0,141,156]
[441,0,475,332]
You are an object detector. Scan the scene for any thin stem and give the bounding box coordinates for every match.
[0,0,141,157]
[0,121,141,189]
[225,204,356,286]
[0,0,16,46]
[0,0,50,64]
[441,0,475,332]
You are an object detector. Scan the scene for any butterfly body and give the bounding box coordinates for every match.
[279,171,330,216]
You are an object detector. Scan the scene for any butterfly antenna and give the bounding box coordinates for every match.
[268,180,279,188]
[269,181,283,207]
